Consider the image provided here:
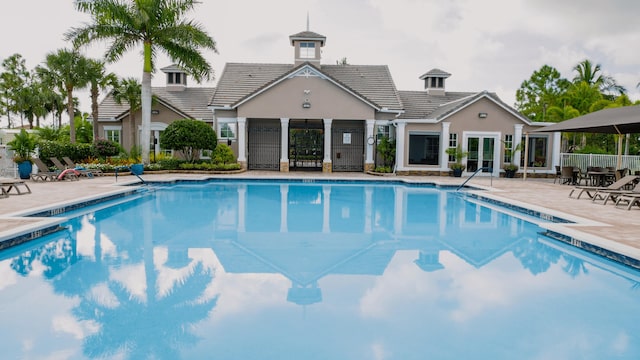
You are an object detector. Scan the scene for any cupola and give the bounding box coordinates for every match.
[161,64,188,91]
[419,68,450,96]
[289,17,326,67]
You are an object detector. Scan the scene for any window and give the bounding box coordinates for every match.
[448,133,457,162]
[522,135,548,167]
[104,127,121,144]
[408,133,440,165]
[429,77,444,88]
[218,121,236,139]
[167,72,186,85]
[300,42,315,59]
[376,125,390,143]
[503,134,513,163]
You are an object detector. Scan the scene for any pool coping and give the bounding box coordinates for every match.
[1,175,639,270]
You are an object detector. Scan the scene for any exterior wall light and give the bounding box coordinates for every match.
[478,112,488,118]
[302,101,311,108]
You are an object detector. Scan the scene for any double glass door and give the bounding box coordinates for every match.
[466,136,496,174]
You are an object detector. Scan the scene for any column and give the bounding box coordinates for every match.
[440,122,451,172]
[395,121,406,172]
[552,131,561,170]
[514,124,523,167]
[237,184,246,233]
[323,119,333,173]
[237,117,247,169]
[280,118,290,172]
[365,119,375,172]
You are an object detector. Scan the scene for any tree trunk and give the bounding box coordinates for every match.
[91,86,99,142]
[141,71,151,164]
[68,87,76,143]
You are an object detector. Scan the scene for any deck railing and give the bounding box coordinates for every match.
[559,153,640,172]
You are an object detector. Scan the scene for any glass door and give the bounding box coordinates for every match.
[466,136,496,174]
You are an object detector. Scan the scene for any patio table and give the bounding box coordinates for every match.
[587,171,615,187]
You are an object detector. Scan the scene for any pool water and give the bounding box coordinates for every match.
[1,180,639,359]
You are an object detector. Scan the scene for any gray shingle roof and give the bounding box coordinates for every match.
[210,62,403,112]
[419,68,451,79]
[289,31,326,45]
[97,87,215,121]
[397,91,476,119]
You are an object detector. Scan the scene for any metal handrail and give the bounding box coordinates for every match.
[457,167,492,191]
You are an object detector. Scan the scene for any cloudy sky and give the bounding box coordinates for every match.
[1,0,639,127]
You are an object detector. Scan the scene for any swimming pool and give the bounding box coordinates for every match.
[1,180,639,359]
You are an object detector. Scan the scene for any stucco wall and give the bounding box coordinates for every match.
[238,76,375,120]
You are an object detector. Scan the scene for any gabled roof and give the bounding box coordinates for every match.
[160,64,185,73]
[397,91,475,119]
[398,90,532,124]
[97,87,215,122]
[209,62,403,112]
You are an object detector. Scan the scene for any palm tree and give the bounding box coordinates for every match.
[39,49,90,143]
[67,0,217,163]
[86,59,117,141]
[572,59,625,96]
[111,77,142,150]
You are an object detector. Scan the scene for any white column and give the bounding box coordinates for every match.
[552,132,561,169]
[365,119,375,165]
[323,119,333,163]
[440,122,451,171]
[393,186,404,236]
[237,117,247,163]
[395,121,406,171]
[280,184,288,232]
[514,124,523,166]
[280,118,289,162]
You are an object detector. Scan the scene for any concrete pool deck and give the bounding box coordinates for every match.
[1,171,639,260]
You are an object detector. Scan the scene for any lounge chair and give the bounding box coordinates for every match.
[0,187,7,198]
[0,178,31,195]
[31,158,78,181]
[568,175,638,199]
[614,194,640,210]
[62,156,103,177]
[591,181,640,204]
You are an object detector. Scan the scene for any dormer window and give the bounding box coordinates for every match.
[300,42,316,59]
[167,72,187,86]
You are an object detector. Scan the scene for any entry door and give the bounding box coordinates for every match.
[466,136,497,175]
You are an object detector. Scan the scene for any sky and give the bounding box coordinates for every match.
[1,0,639,127]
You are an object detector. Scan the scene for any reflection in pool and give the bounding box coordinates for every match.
[1,181,639,359]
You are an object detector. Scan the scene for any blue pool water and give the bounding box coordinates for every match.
[1,180,639,359]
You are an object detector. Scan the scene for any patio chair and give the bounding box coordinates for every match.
[0,178,31,195]
[559,166,575,185]
[614,193,640,210]
[591,180,640,205]
[62,156,103,177]
[31,158,78,181]
[568,175,639,199]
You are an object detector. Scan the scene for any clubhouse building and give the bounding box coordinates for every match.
[96,28,558,177]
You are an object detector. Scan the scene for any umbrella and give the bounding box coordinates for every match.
[533,105,640,170]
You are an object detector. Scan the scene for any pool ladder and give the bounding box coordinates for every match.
[457,167,493,191]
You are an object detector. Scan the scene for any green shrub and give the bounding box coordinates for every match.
[93,138,121,157]
[160,119,217,162]
[157,158,184,170]
[37,140,94,163]
[212,143,236,164]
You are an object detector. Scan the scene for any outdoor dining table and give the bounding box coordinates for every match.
[587,171,615,187]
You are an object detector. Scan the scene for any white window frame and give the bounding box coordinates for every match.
[217,118,237,140]
[103,125,122,144]
[300,42,315,59]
